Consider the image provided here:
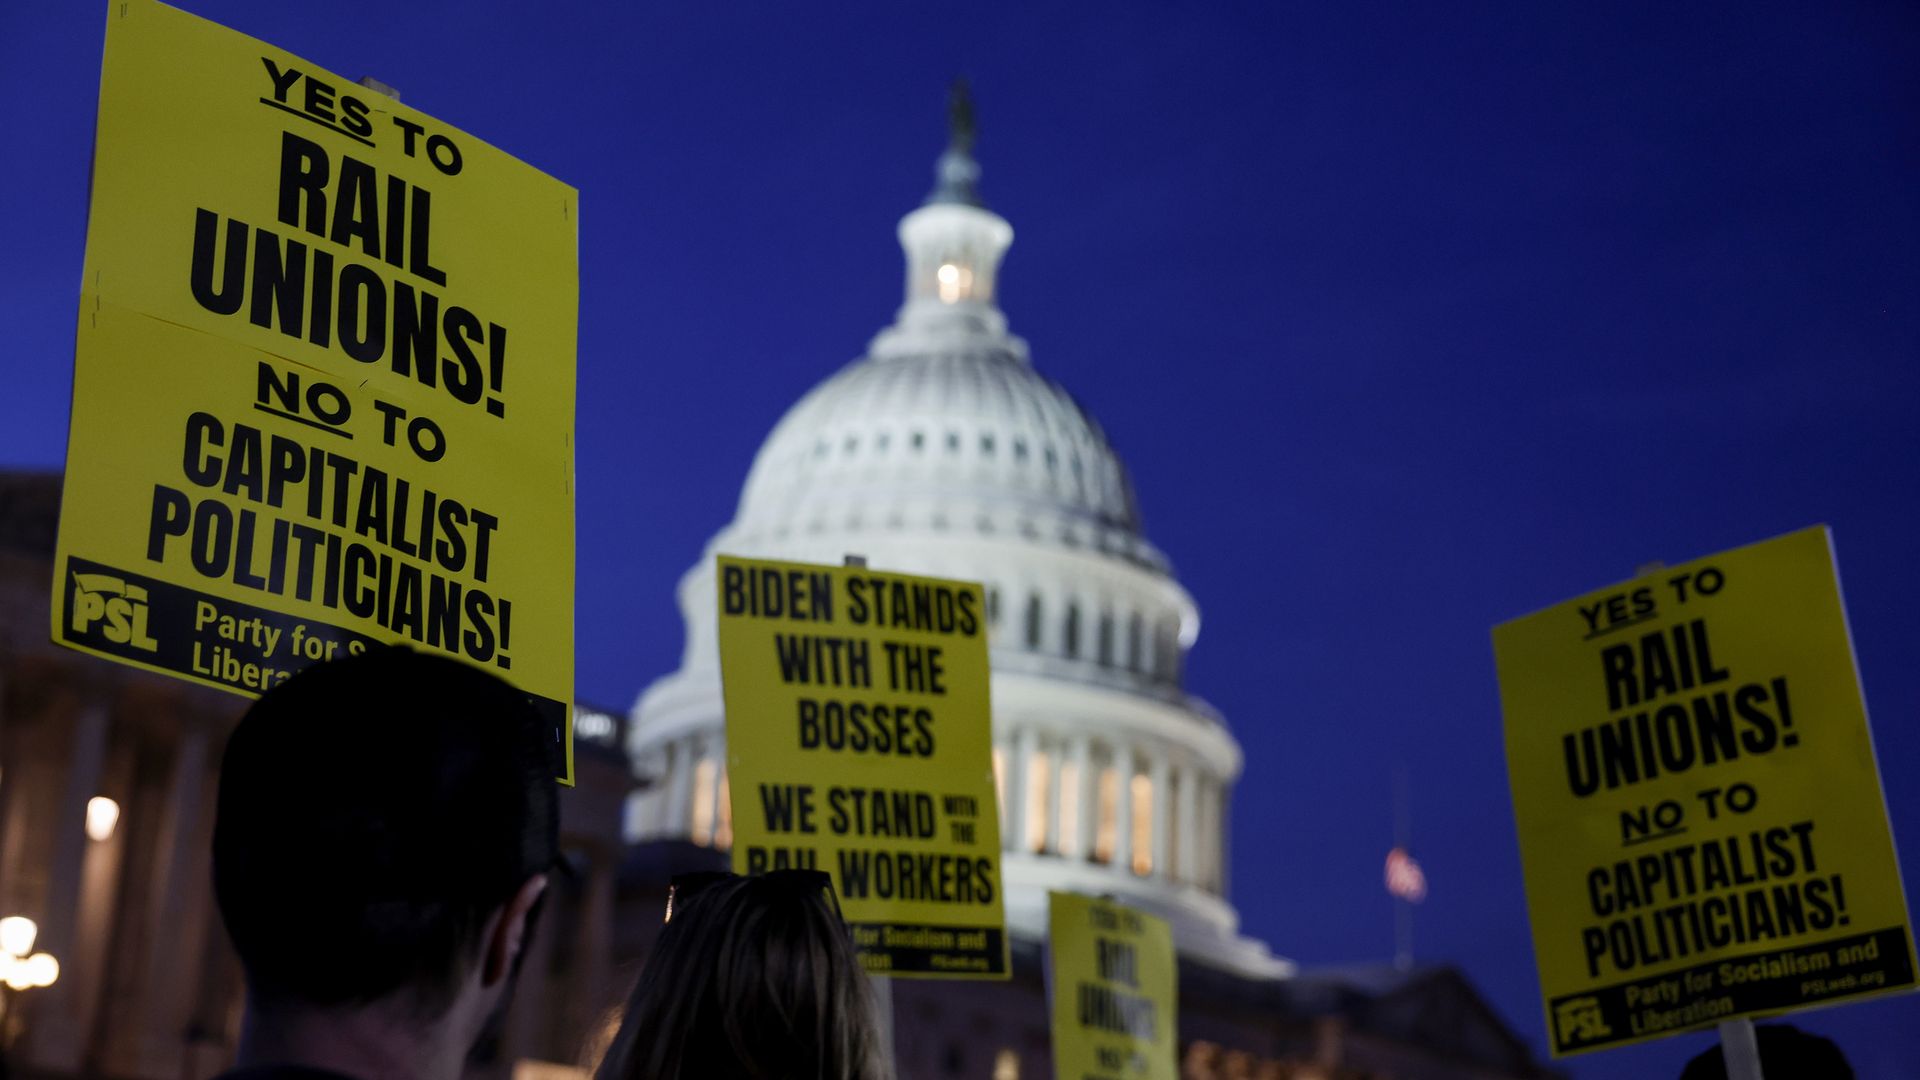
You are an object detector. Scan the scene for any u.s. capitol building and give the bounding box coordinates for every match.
[621,93,1558,1080]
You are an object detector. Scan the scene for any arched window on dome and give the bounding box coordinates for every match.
[1063,603,1081,659]
[1127,612,1144,673]
[985,587,1001,627]
[1097,611,1114,667]
[1024,593,1044,650]
[1155,616,1181,685]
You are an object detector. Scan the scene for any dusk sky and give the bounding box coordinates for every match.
[5,2,1918,1076]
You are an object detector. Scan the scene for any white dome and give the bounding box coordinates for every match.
[736,346,1146,545]
[627,120,1287,979]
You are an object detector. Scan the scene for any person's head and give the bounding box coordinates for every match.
[597,871,884,1080]
[1678,1023,1852,1080]
[213,645,558,1072]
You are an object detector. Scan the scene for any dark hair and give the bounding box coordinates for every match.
[212,646,558,1016]
[1678,1023,1852,1080]
[596,875,884,1080]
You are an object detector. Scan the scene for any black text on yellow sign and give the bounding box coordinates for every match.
[716,556,1008,978]
[1048,892,1177,1080]
[54,0,579,780]
[1494,527,1915,1056]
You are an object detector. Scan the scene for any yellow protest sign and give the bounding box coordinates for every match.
[1494,527,1915,1056]
[1048,892,1177,1080]
[716,555,1008,978]
[54,1,578,780]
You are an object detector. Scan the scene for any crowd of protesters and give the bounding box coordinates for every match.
[192,647,1847,1080]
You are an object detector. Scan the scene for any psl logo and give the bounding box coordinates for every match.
[71,573,159,652]
[1553,995,1613,1046]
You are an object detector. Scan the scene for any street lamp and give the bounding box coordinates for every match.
[0,917,34,959]
[0,914,58,1049]
[86,796,121,842]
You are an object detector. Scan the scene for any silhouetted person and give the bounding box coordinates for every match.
[596,871,885,1080]
[211,647,558,1080]
[1678,1023,1853,1080]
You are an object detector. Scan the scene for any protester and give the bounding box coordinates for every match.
[596,870,886,1080]
[210,646,558,1080]
[1677,1023,1853,1079]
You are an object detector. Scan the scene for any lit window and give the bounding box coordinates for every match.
[1026,750,1051,854]
[936,261,974,303]
[85,796,121,843]
[1093,767,1119,864]
[992,1048,1020,1080]
[690,759,717,846]
[1130,773,1153,876]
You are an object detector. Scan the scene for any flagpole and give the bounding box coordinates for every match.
[1393,762,1412,971]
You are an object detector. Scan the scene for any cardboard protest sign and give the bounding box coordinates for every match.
[1048,892,1177,1080]
[54,1,578,780]
[716,555,1008,977]
[1494,527,1914,1056]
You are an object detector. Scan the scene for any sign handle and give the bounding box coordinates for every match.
[1718,1018,1764,1080]
[1656,557,1764,1080]
[871,974,896,1070]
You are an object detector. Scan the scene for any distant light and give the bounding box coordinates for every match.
[1385,846,1427,903]
[86,796,121,842]
[935,262,972,303]
[575,711,616,743]
[992,1048,1020,1080]
[22,952,58,988]
[0,916,36,958]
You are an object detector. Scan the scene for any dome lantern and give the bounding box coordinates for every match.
[886,80,1015,349]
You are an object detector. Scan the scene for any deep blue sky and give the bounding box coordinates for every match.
[5,2,1917,1075]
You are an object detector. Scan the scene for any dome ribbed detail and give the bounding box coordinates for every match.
[736,346,1142,540]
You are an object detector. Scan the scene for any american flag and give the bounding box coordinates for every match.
[1385,846,1427,903]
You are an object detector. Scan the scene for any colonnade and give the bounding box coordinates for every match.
[649,723,1228,896]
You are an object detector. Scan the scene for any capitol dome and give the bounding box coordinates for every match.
[627,95,1288,978]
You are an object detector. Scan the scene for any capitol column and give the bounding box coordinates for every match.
[664,736,695,837]
[1042,744,1063,855]
[1148,752,1170,881]
[1068,733,1092,859]
[20,702,109,1073]
[1006,725,1033,853]
[1110,744,1133,873]
[1176,762,1199,885]
[704,738,727,846]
